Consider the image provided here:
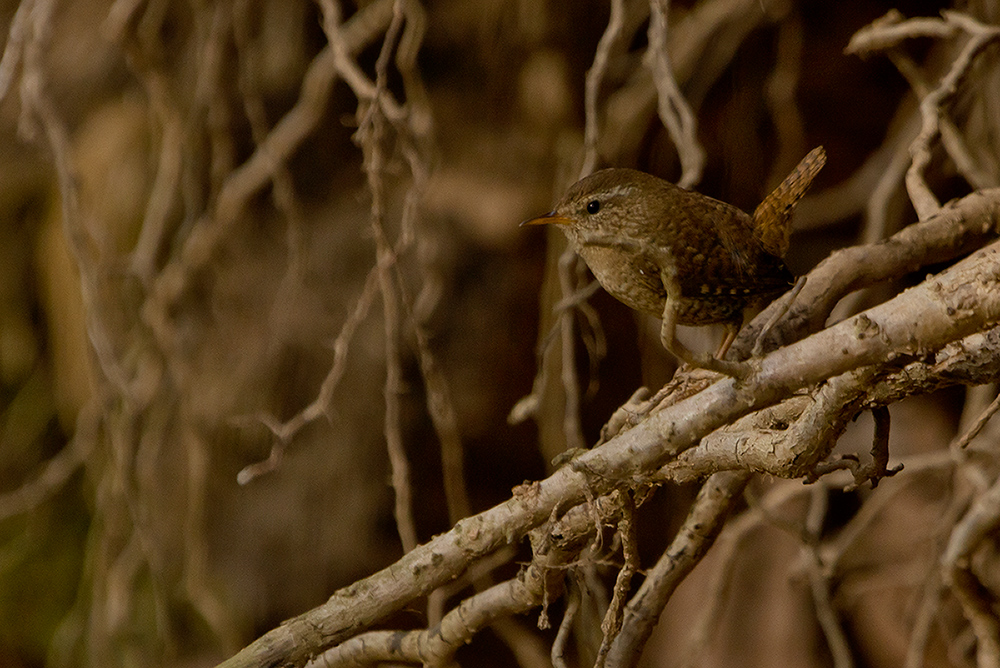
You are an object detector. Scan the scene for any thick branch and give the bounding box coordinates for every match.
[217,223,1000,667]
[743,187,1000,355]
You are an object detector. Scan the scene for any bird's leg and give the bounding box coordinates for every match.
[716,320,741,360]
[660,297,750,378]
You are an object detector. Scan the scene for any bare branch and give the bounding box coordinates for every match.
[237,268,380,485]
[0,0,30,105]
[645,0,705,188]
[942,474,1000,667]
[551,587,580,668]
[145,0,400,343]
[581,0,625,178]
[663,367,878,483]
[0,400,100,521]
[907,14,1000,219]
[845,10,953,56]
[952,390,1000,451]
[746,187,1000,355]
[606,471,750,667]
[557,249,587,453]
[802,487,855,668]
[594,491,638,667]
[847,10,1000,220]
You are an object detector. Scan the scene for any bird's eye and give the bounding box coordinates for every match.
[586,200,601,214]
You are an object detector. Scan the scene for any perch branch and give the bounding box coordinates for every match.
[309,484,627,667]
[744,187,1000,355]
[218,186,1000,668]
[663,366,880,484]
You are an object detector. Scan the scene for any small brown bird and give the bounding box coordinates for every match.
[523,146,826,377]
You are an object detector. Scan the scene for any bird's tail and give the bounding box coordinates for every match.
[753,146,827,257]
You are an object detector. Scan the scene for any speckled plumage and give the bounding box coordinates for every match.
[524,146,826,373]
[552,167,795,328]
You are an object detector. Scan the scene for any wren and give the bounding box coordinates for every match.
[523,146,826,377]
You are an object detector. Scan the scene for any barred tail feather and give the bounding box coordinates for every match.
[753,146,827,257]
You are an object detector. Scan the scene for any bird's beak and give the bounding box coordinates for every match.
[520,211,572,227]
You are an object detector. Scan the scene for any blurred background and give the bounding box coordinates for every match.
[0,0,995,666]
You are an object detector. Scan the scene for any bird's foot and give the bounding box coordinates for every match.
[687,353,753,379]
[660,299,753,380]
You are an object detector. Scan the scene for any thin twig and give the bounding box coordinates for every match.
[645,0,705,189]
[677,476,824,668]
[232,0,307,281]
[764,14,807,183]
[903,567,945,668]
[802,486,855,668]
[0,400,100,521]
[887,48,996,192]
[845,9,953,56]
[594,491,638,667]
[362,0,419,554]
[145,0,400,345]
[238,268,380,485]
[907,14,1000,219]
[952,390,1000,451]
[551,587,580,668]
[605,471,751,666]
[0,0,30,106]
[557,247,587,453]
[941,473,1000,667]
[849,11,1000,220]
[404,290,471,524]
[581,0,625,178]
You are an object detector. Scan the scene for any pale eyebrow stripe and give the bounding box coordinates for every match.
[602,184,635,199]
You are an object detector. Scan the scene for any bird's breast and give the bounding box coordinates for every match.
[577,245,669,317]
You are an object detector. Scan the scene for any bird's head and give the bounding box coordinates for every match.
[521,168,656,242]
